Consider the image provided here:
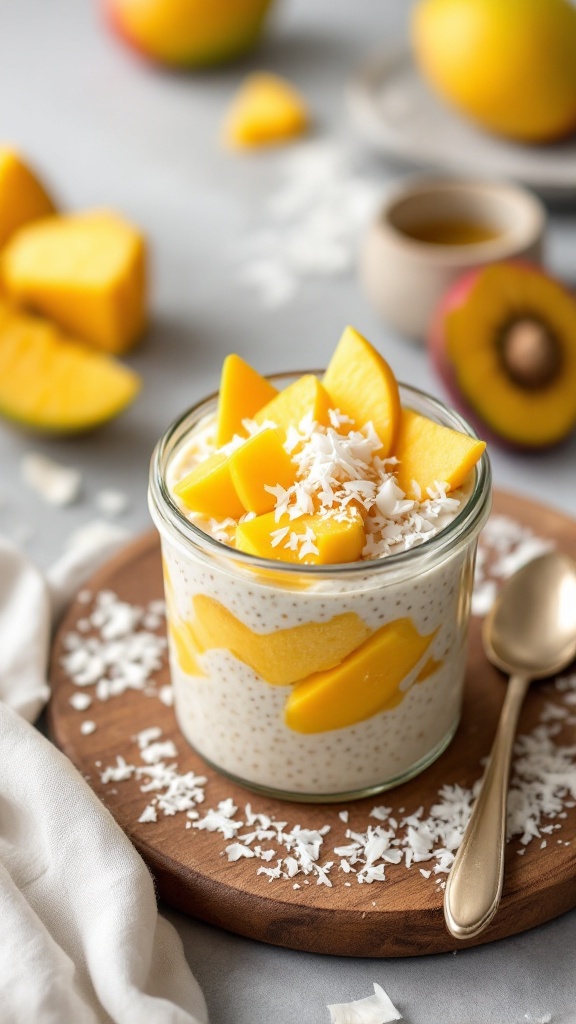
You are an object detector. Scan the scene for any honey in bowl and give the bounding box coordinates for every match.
[398,218,501,246]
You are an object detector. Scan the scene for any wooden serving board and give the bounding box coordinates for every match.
[48,491,576,957]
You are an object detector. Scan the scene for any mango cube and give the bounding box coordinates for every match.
[192,594,370,685]
[235,509,366,565]
[229,427,297,514]
[0,149,55,249]
[174,451,245,520]
[2,210,147,353]
[394,408,486,500]
[323,325,401,455]
[253,373,332,435]
[223,73,309,148]
[216,353,278,446]
[285,617,437,733]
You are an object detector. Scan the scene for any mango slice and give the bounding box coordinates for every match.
[285,618,437,733]
[192,594,370,685]
[174,451,245,520]
[223,73,309,148]
[414,656,443,684]
[0,301,140,433]
[216,353,278,446]
[235,509,366,565]
[2,210,147,354]
[229,427,297,514]
[323,325,401,454]
[168,620,205,677]
[253,373,332,435]
[394,408,486,500]
[0,149,55,249]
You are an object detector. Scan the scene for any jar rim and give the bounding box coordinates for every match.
[148,374,492,580]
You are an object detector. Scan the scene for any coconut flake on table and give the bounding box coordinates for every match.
[95,489,129,517]
[327,982,402,1024]
[472,514,556,616]
[21,452,81,507]
[236,140,382,308]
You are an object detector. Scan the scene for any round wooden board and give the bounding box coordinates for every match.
[48,490,576,958]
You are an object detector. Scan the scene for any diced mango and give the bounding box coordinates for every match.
[222,73,309,148]
[174,451,245,520]
[229,427,297,514]
[2,210,147,353]
[235,509,366,565]
[253,374,332,435]
[285,618,437,734]
[323,325,401,455]
[394,408,486,500]
[0,301,140,433]
[168,619,205,677]
[216,353,278,446]
[0,149,55,249]
[192,594,370,685]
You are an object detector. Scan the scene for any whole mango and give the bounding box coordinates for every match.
[105,0,273,67]
[412,0,576,143]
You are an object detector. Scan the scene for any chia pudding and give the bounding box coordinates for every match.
[149,375,491,801]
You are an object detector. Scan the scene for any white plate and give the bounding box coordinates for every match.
[347,50,576,201]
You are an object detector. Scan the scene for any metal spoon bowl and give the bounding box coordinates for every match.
[444,551,576,940]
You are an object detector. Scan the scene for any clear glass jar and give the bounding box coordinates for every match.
[149,378,492,802]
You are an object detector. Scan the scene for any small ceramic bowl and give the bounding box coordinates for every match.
[359,177,546,340]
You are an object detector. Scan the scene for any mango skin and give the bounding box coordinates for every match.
[412,0,576,143]
[105,0,273,67]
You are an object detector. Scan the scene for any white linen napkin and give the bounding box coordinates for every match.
[0,535,209,1024]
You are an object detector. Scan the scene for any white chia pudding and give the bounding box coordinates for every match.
[149,382,491,801]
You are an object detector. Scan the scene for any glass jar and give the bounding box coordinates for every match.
[149,378,491,802]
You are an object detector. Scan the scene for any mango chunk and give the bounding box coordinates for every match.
[323,325,401,455]
[0,301,140,433]
[235,509,366,565]
[229,427,297,514]
[223,73,309,148]
[285,618,437,734]
[2,210,147,353]
[193,594,370,685]
[253,374,332,435]
[216,353,278,446]
[168,620,205,678]
[414,656,443,684]
[394,408,486,500]
[0,149,55,249]
[174,451,245,520]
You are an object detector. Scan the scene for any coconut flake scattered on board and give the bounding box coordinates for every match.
[327,983,402,1024]
[21,453,81,507]
[472,515,555,616]
[96,489,129,517]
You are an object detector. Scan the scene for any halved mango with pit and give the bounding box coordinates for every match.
[192,594,370,685]
[323,325,401,454]
[0,149,55,248]
[174,451,245,520]
[216,353,278,446]
[229,427,296,514]
[2,209,147,353]
[285,617,437,733]
[253,374,332,434]
[394,409,486,500]
[235,509,366,565]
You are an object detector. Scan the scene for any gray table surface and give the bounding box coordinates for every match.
[1,1,576,1022]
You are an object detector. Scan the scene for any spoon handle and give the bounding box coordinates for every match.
[444,672,531,940]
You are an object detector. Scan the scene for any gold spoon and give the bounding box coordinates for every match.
[444,551,576,940]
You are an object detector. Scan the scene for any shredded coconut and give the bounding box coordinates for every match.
[96,489,129,517]
[327,982,402,1024]
[80,720,96,735]
[21,453,81,507]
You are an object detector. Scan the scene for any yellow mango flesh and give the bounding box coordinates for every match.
[323,325,401,455]
[216,353,278,446]
[235,509,366,565]
[2,210,147,354]
[174,451,245,520]
[0,149,55,249]
[229,427,297,514]
[169,620,205,677]
[192,594,370,685]
[223,73,309,148]
[253,374,332,435]
[414,655,443,683]
[0,301,140,433]
[285,618,437,734]
[394,408,486,500]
